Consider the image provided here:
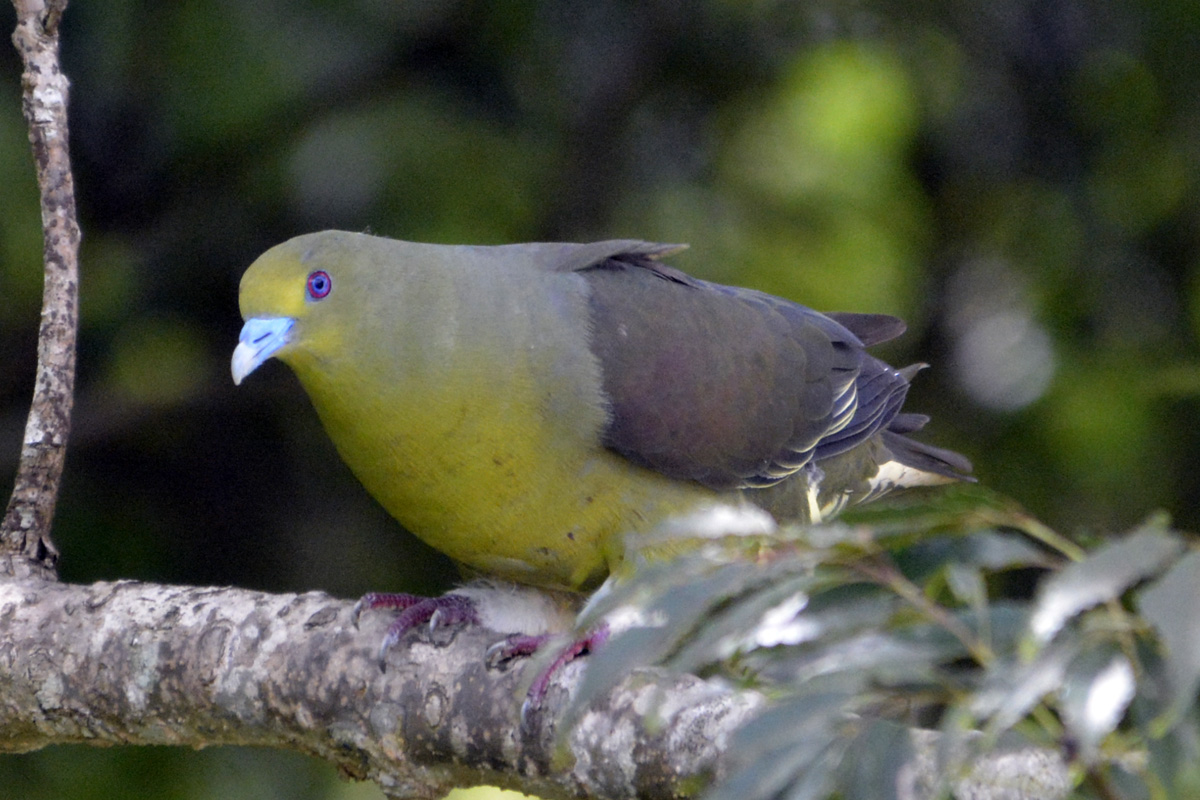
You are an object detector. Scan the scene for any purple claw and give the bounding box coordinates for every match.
[425,593,481,630]
[485,633,552,670]
[520,623,611,726]
[351,592,426,628]
[353,592,481,671]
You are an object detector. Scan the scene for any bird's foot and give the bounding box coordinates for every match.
[483,623,611,726]
[485,632,552,669]
[352,592,481,671]
[526,624,610,712]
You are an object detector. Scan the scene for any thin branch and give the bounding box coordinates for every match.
[1,0,80,578]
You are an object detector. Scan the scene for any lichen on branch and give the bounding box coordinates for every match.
[1,0,81,578]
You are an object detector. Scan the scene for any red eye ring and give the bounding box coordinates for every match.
[306,270,332,300]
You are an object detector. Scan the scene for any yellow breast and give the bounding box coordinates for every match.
[283,250,717,591]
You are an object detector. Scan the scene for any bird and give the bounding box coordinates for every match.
[232,230,971,672]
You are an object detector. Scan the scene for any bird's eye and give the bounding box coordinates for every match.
[306,270,332,300]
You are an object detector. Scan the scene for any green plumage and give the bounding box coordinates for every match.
[234,231,970,591]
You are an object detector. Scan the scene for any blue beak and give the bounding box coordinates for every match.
[232,317,295,385]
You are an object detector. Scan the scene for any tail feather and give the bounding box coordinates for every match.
[881,428,974,483]
[887,412,930,434]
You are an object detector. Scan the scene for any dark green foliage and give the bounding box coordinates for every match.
[571,490,1200,799]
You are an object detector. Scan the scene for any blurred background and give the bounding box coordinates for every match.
[1,0,1198,797]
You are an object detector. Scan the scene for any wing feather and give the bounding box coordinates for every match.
[575,245,913,490]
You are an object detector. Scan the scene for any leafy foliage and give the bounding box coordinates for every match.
[572,488,1200,799]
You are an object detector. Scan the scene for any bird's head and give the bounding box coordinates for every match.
[232,231,370,385]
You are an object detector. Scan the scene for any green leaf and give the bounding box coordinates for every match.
[1029,520,1183,643]
[666,572,825,673]
[945,563,987,610]
[971,635,1081,734]
[1138,549,1200,731]
[840,719,914,800]
[1102,764,1152,800]
[842,484,1045,539]
[955,530,1059,571]
[1145,710,1200,796]
[1058,646,1135,760]
[954,603,1033,663]
[763,626,963,690]
[572,553,818,711]
[570,561,756,710]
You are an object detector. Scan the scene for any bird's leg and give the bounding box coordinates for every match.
[525,623,610,710]
[485,623,612,720]
[352,592,481,671]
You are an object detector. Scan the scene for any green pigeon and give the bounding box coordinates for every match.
[232,231,971,662]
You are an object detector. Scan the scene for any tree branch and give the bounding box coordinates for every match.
[0,577,1075,800]
[1,0,80,578]
[0,578,764,800]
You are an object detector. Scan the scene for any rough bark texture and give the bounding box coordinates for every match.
[0,578,1075,800]
[0,579,764,800]
[1,0,80,579]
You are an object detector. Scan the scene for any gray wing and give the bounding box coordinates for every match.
[576,246,913,491]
